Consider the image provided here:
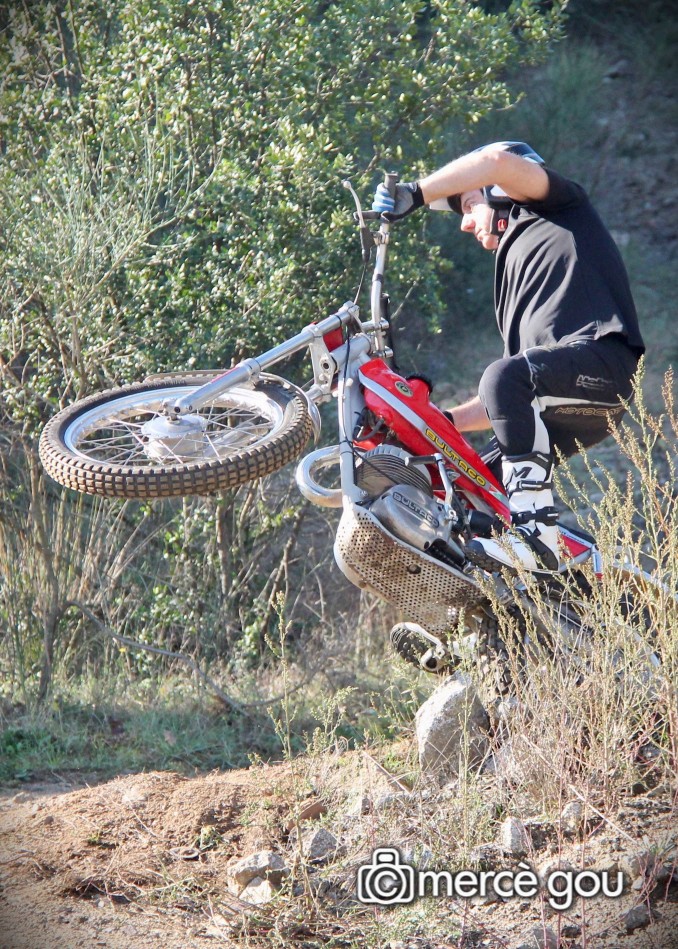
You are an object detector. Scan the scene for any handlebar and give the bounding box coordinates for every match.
[342,171,399,356]
[383,171,398,198]
[346,171,399,223]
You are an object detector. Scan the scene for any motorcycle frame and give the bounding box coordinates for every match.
[162,182,600,571]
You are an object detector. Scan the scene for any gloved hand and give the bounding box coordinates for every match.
[371,181,425,221]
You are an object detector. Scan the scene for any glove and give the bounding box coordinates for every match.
[371,181,425,221]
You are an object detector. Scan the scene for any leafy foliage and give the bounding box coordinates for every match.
[0,0,565,423]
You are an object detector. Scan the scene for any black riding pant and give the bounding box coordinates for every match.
[477,335,639,477]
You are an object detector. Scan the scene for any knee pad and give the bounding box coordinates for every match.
[478,356,532,418]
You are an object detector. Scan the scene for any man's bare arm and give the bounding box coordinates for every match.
[419,146,549,206]
[446,396,492,432]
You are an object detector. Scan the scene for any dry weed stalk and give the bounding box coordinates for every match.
[481,371,677,819]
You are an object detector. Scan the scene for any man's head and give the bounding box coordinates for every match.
[459,189,501,251]
[449,141,545,249]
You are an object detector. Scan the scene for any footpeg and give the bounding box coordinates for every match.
[465,538,511,574]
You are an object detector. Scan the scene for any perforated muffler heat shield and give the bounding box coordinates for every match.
[334,504,485,634]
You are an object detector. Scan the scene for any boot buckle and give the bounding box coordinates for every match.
[512,506,559,528]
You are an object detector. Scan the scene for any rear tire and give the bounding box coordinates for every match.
[39,375,312,499]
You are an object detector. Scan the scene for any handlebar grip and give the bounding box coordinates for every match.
[383,172,399,198]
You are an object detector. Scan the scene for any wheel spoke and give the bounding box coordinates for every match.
[96,444,149,464]
[64,387,283,467]
[83,434,141,450]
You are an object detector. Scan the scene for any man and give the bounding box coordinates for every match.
[372,141,644,573]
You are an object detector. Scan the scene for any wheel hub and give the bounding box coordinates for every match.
[140,414,208,461]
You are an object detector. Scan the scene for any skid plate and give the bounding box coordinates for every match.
[334,504,484,634]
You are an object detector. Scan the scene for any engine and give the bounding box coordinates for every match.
[357,446,465,566]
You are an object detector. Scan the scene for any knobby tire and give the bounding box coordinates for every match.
[39,376,313,499]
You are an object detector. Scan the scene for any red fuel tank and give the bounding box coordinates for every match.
[358,359,509,520]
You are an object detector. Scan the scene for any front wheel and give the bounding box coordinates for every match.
[39,375,313,499]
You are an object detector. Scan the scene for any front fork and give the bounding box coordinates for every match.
[165,302,362,418]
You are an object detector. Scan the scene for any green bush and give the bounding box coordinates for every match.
[0,0,565,424]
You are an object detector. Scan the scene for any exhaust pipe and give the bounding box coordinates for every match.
[295,445,342,508]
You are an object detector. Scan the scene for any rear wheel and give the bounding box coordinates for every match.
[520,567,665,684]
[39,375,313,499]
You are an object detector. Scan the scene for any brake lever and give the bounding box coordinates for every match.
[342,179,365,225]
[342,179,375,263]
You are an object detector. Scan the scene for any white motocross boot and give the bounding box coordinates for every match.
[467,452,561,572]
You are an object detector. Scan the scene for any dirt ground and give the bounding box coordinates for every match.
[1,754,677,949]
[0,766,300,949]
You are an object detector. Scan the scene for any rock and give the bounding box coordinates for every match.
[469,843,502,869]
[470,891,500,907]
[622,849,674,887]
[595,856,619,877]
[400,844,433,869]
[347,794,373,816]
[227,850,288,889]
[561,923,582,938]
[624,903,651,932]
[296,827,339,864]
[605,58,632,79]
[620,849,656,881]
[371,791,410,811]
[496,695,521,717]
[561,800,585,835]
[537,856,575,885]
[481,738,526,783]
[516,924,558,949]
[284,799,328,832]
[655,862,675,885]
[500,816,530,857]
[523,818,550,852]
[415,673,489,783]
[300,799,328,820]
[239,876,277,905]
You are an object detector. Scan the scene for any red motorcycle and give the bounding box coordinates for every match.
[39,176,664,673]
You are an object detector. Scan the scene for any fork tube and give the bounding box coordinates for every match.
[336,356,368,505]
[370,224,391,356]
[172,306,355,414]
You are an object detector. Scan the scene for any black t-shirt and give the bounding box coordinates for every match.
[494,169,645,358]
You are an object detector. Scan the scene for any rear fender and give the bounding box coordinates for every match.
[558,525,602,576]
